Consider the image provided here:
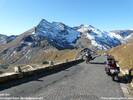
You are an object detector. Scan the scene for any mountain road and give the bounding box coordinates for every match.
[0,56,124,100]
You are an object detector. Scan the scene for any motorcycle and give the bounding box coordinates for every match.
[105,65,120,81]
[85,55,93,64]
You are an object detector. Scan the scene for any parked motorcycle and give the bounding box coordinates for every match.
[105,66,120,81]
[85,55,93,64]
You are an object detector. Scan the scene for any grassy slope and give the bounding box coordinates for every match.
[33,49,80,63]
[108,42,133,69]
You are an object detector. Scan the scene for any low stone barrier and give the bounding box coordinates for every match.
[0,59,83,83]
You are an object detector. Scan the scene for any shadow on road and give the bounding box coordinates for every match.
[117,75,133,84]
[0,60,83,91]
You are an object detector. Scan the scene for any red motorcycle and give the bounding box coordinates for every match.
[105,61,120,81]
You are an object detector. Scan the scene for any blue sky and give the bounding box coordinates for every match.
[0,0,133,35]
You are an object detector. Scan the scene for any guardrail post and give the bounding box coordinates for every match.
[49,61,54,66]
[14,66,22,73]
[14,66,24,78]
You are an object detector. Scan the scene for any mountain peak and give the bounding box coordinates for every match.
[38,19,52,28]
[36,19,80,49]
[40,19,50,23]
[88,25,95,28]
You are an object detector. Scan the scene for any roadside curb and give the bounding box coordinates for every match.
[120,83,131,97]
[117,64,133,98]
[0,59,84,83]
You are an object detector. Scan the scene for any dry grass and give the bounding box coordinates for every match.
[108,42,133,70]
[40,49,80,63]
[9,49,80,65]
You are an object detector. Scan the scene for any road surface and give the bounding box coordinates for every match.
[0,56,124,100]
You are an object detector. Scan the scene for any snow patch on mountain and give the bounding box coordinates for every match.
[77,25,122,49]
[34,19,128,50]
[111,30,133,43]
[36,19,80,49]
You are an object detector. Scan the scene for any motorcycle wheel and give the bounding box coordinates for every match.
[85,60,88,64]
[112,75,119,81]
[86,60,88,64]
[106,72,111,76]
[105,68,111,75]
[85,59,89,64]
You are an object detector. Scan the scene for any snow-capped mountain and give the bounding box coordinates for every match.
[111,30,133,43]
[75,25,122,49]
[35,19,80,49]
[1,19,132,51]
[35,19,124,50]
[111,30,133,38]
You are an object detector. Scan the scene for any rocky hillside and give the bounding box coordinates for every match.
[0,28,57,65]
[0,27,80,65]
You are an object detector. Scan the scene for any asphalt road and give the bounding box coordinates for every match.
[0,56,124,100]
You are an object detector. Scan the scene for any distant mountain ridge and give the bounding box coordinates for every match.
[1,19,133,50]
[35,19,128,50]
[76,25,122,49]
[0,34,16,44]
[0,19,133,65]
[111,30,133,38]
